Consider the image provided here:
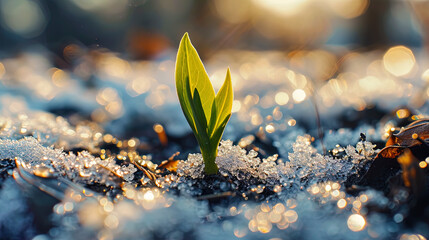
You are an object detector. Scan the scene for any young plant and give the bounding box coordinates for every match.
[175,33,233,175]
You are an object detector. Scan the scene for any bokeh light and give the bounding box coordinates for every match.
[347,214,366,232]
[383,46,416,77]
[327,0,369,19]
[292,89,306,103]
[0,0,47,38]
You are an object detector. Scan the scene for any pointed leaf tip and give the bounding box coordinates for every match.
[182,32,189,41]
[212,68,233,132]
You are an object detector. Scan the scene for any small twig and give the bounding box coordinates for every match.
[360,133,368,160]
[196,191,236,200]
[131,160,158,181]
[310,93,326,154]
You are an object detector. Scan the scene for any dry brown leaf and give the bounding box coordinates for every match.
[158,152,180,172]
[158,160,179,172]
[377,146,406,159]
[378,119,429,159]
[386,119,429,147]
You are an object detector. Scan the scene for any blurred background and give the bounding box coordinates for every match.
[0,0,425,57]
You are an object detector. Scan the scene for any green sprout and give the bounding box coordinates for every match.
[175,33,233,175]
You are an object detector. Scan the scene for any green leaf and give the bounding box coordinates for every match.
[176,42,196,134]
[211,114,231,147]
[176,33,215,123]
[190,88,209,145]
[212,68,233,134]
[208,100,217,135]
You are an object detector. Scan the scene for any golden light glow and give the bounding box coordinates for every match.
[399,234,427,240]
[275,91,289,105]
[143,190,155,201]
[265,124,275,133]
[215,0,251,24]
[127,139,137,148]
[383,46,416,77]
[396,109,410,119]
[347,214,366,232]
[273,107,283,121]
[232,100,242,113]
[328,78,348,96]
[358,76,382,92]
[260,203,271,212]
[0,62,5,78]
[97,88,119,105]
[0,0,47,38]
[284,210,298,223]
[104,214,119,229]
[78,202,104,228]
[106,101,122,116]
[422,69,429,82]
[154,124,168,146]
[102,56,131,78]
[273,203,285,214]
[130,77,151,95]
[233,227,248,238]
[331,190,340,197]
[251,111,263,126]
[325,184,332,191]
[51,69,69,87]
[311,186,320,194]
[230,206,238,216]
[153,124,164,133]
[359,194,368,203]
[248,219,258,232]
[252,0,308,17]
[257,221,272,234]
[419,161,427,168]
[328,0,369,19]
[337,199,347,209]
[292,89,306,103]
[353,200,362,209]
[33,166,54,178]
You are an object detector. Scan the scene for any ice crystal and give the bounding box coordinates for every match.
[344,141,377,164]
[0,111,102,150]
[281,136,375,186]
[174,135,375,193]
[176,140,280,183]
[0,137,136,185]
[176,153,204,179]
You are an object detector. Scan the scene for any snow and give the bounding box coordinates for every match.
[0,137,137,185]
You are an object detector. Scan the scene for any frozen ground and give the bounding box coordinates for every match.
[0,46,428,239]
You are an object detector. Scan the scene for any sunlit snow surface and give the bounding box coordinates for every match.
[0,47,428,239]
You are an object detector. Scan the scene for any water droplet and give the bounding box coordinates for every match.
[33,166,55,178]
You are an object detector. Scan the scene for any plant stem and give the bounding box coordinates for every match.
[202,148,218,175]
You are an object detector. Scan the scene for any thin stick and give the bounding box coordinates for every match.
[196,191,236,200]
[310,93,326,155]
